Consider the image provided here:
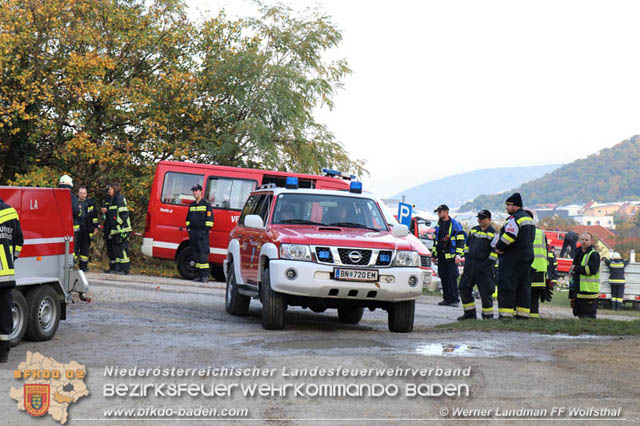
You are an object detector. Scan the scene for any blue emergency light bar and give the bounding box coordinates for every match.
[349,181,363,194]
[322,168,356,180]
[285,176,299,189]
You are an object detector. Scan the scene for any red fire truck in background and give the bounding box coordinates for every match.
[543,230,579,275]
[142,161,351,280]
[2,186,89,346]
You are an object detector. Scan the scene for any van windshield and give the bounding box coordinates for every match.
[272,193,388,232]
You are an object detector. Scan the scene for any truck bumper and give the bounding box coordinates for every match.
[269,260,423,302]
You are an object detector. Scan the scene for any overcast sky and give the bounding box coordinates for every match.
[187,0,640,197]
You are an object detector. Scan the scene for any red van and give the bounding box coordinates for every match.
[141,161,351,280]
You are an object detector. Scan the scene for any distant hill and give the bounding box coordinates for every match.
[459,135,640,212]
[392,165,562,210]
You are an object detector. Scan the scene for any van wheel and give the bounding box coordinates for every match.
[176,248,196,280]
[260,267,286,330]
[25,285,60,341]
[10,289,28,346]
[388,300,415,333]
[225,263,250,315]
[337,307,364,324]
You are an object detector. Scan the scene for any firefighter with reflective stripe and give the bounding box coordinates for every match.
[101,187,117,273]
[58,175,81,261]
[186,184,214,283]
[432,204,465,307]
[569,232,600,319]
[458,209,497,320]
[604,252,628,310]
[543,245,559,303]
[494,193,535,319]
[76,186,98,271]
[0,198,24,363]
[528,217,549,319]
[106,183,132,275]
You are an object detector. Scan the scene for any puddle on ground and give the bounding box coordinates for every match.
[416,343,477,356]
[264,338,386,350]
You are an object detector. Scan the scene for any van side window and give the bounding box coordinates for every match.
[239,195,259,226]
[206,177,257,210]
[254,193,272,224]
[161,172,204,205]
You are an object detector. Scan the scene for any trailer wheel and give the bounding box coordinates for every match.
[225,262,250,315]
[10,289,28,347]
[25,285,60,342]
[388,300,415,333]
[176,248,197,280]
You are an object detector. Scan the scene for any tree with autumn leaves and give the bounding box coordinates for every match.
[0,0,365,229]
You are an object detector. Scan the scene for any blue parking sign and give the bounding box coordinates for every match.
[397,202,412,228]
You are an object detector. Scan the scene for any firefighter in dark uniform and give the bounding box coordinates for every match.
[58,175,81,264]
[528,212,549,319]
[604,252,628,310]
[186,184,214,283]
[569,232,600,319]
[0,198,23,363]
[458,209,498,320]
[76,186,99,271]
[101,186,117,273]
[106,183,131,275]
[543,245,559,305]
[432,204,465,307]
[494,193,536,319]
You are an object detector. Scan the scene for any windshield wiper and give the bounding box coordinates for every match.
[329,222,381,232]
[279,219,325,225]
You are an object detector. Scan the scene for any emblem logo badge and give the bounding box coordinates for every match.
[348,251,362,263]
[24,384,50,417]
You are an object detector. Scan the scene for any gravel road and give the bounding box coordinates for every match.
[2,273,638,425]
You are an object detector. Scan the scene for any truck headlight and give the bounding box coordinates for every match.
[279,244,312,261]
[392,250,419,267]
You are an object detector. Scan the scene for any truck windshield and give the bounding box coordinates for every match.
[272,193,388,231]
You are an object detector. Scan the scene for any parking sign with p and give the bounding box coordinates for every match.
[397,202,412,228]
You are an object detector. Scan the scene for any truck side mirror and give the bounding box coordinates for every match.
[392,224,409,238]
[244,214,265,229]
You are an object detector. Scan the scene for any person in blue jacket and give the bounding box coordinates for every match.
[432,204,465,307]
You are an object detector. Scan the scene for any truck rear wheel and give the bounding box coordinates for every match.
[25,285,61,342]
[10,289,28,347]
[225,262,250,315]
[260,267,286,330]
[176,248,197,280]
[337,307,364,324]
[388,300,415,333]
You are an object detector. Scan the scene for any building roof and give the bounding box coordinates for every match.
[570,225,617,248]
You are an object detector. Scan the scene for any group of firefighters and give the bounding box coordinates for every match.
[432,192,629,320]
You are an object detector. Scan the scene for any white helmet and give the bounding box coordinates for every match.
[59,174,73,187]
[610,251,621,259]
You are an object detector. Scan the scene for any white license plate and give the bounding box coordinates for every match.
[334,268,379,282]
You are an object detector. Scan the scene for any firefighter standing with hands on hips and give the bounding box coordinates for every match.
[493,193,535,319]
[0,198,23,363]
[106,183,131,275]
[186,184,214,283]
[569,232,600,318]
[76,186,98,272]
[604,252,628,310]
[458,209,498,320]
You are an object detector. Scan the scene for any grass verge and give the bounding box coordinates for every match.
[434,318,640,336]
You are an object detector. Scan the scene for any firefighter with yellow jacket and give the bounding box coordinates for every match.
[0,198,24,363]
[186,184,214,283]
[528,215,549,319]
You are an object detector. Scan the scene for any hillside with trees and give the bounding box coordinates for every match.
[460,135,640,211]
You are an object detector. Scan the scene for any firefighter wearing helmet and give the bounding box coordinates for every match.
[0,198,24,363]
[58,175,81,265]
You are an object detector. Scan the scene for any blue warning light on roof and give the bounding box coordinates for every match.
[349,181,363,194]
[285,176,299,189]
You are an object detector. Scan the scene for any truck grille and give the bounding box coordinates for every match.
[420,255,431,267]
[338,248,372,266]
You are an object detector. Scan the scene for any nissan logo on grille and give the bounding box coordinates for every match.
[348,251,362,263]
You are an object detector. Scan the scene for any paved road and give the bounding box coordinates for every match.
[2,273,638,424]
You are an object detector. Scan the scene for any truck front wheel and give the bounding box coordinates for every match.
[260,267,286,330]
[225,262,250,315]
[25,285,61,341]
[388,300,415,333]
[337,307,364,324]
[10,289,28,346]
